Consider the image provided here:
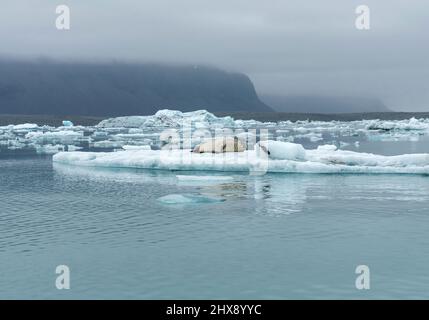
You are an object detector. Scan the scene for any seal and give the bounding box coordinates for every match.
[192,136,246,153]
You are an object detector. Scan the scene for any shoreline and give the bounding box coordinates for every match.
[1,111,429,127]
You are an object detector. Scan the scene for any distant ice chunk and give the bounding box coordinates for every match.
[97,109,237,128]
[62,120,74,127]
[5,141,26,150]
[34,144,81,154]
[91,140,124,149]
[25,130,84,144]
[35,144,66,154]
[128,128,144,134]
[13,123,39,130]
[67,145,83,152]
[366,118,429,131]
[122,145,151,151]
[293,132,323,142]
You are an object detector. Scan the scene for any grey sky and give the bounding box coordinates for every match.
[1,0,428,110]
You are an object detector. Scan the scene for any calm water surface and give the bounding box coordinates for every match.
[1,138,429,299]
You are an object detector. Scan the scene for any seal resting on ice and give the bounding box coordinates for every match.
[192,136,246,153]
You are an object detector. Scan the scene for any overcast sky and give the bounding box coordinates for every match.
[1,0,428,110]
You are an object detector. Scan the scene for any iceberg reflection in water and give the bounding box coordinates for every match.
[2,110,429,299]
[1,157,429,298]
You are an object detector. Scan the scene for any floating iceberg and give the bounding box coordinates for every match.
[25,130,84,144]
[53,141,429,174]
[62,120,74,127]
[97,109,237,128]
[12,123,39,130]
[91,140,124,149]
[122,145,151,151]
[366,118,429,131]
[35,144,66,154]
[2,110,429,156]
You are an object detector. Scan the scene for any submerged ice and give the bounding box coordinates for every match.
[157,193,226,204]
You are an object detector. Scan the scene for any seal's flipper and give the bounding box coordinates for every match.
[259,145,270,155]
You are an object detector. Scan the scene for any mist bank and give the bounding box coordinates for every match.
[214,112,429,123]
[260,94,390,114]
[0,60,272,116]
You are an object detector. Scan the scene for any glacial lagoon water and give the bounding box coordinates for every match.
[1,112,429,299]
[1,140,429,299]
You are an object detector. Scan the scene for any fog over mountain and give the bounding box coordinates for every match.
[1,1,428,111]
[0,60,271,116]
[261,95,390,114]
[0,1,428,113]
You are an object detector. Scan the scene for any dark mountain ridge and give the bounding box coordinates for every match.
[0,60,272,116]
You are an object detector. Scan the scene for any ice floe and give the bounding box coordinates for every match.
[2,109,429,156]
[53,141,429,174]
[62,120,74,127]
[98,109,238,129]
[366,118,429,131]
[12,123,39,130]
[122,145,152,151]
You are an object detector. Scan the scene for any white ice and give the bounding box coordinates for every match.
[97,109,238,128]
[122,145,151,150]
[3,110,429,155]
[62,120,74,127]
[53,140,429,174]
[366,118,429,131]
[256,140,307,161]
[12,123,39,130]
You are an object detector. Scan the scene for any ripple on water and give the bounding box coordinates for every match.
[2,156,429,298]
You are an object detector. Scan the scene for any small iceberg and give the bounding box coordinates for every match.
[366,118,429,131]
[62,120,74,127]
[97,109,237,128]
[122,145,152,151]
[157,193,226,204]
[12,123,39,130]
[53,140,429,175]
